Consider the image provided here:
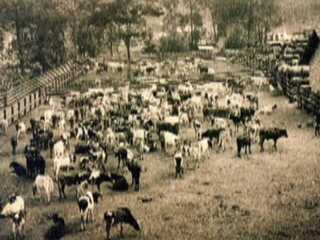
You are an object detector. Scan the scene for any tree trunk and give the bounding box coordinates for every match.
[109,41,113,57]
[125,38,131,81]
[14,6,25,75]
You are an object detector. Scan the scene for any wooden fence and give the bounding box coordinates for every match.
[0,59,87,125]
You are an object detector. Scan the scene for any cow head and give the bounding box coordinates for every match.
[282,129,288,138]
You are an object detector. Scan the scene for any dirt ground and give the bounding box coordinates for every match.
[1,64,320,240]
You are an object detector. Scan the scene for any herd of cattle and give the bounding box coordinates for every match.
[0,69,291,239]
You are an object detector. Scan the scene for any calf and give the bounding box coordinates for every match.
[109,173,129,191]
[104,208,140,240]
[33,175,55,203]
[78,191,102,231]
[45,213,65,240]
[174,152,184,178]
[259,128,288,152]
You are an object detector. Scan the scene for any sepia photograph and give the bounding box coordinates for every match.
[0,0,319,239]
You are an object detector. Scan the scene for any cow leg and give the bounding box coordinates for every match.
[260,139,264,152]
[120,224,124,237]
[249,142,252,154]
[237,143,241,158]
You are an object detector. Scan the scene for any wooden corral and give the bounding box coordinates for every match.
[0,60,87,125]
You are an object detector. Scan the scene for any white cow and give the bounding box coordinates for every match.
[17,122,26,139]
[160,131,180,153]
[0,119,8,134]
[1,195,25,217]
[33,175,55,203]
[53,154,71,178]
[132,129,146,146]
[53,140,65,158]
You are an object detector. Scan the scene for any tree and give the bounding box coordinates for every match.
[207,0,281,49]
[106,0,148,80]
[0,0,35,74]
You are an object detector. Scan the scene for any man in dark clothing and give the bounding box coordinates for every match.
[11,135,18,155]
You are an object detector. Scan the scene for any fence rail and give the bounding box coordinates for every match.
[0,59,87,125]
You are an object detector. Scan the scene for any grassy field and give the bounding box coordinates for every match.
[1,60,320,240]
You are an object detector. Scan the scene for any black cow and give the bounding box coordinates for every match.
[259,128,288,152]
[74,143,93,155]
[240,107,255,123]
[236,135,252,158]
[25,147,45,178]
[203,108,231,120]
[104,208,140,240]
[157,122,179,135]
[115,147,132,170]
[125,159,141,191]
[110,173,129,191]
[45,213,65,240]
[201,128,224,147]
[57,172,90,199]
[9,162,27,178]
[89,172,113,192]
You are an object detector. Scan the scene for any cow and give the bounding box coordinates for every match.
[174,152,184,178]
[0,194,25,218]
[32,175,55,203]
[159,131,180,153]
[45,213,65,240]
[109,173,129,191]
[259,128,288,152]
[78,191,102,231]
[115,147,134,170]
[57,172,90,199]
[11,211,26,240]
[236,134,252,158]
[157,122,179,135]
[201,128,224,148]
[9,162,27,178]
[53,140,65,159]
[16,122,26,139]
[88,170,112,192]
[125,159,142,191]
[0,118,8,135]
[25,148,46,178]
[53,155,72,178]
[131,129,146,146]
[104,208,141,240]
